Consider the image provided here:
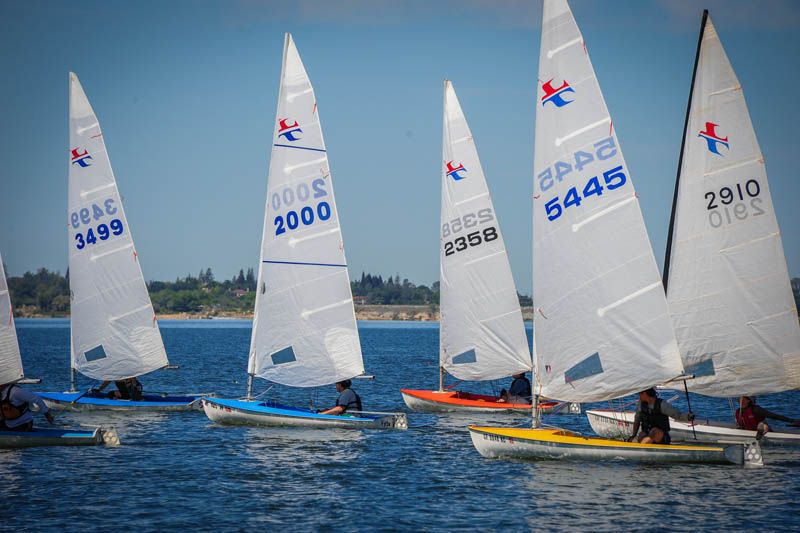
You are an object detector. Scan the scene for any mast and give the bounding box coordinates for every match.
[662,10,708,292]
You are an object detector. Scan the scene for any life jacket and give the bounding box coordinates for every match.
[115,378,143,401]
[337,389,362,413]
[640,398,670,433]
[509,377,532,401]
[0,385,30,422]
[735,404,763,431]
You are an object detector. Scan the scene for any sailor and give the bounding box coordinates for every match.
[629,388,694,445]
[735,395,800,439]
[319,379,362,415]
[96,377,143,401]
[0,382,55,431]
[497,372,532,404]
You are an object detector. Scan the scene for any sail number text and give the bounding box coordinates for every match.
[70,198,118,229]
[444,227,499,256]
[705,179,764,228]
[537,136,617,192]
[441,208,494,238]
[74,219,124,250]
[543,165,627,222]
[272,179,332,236]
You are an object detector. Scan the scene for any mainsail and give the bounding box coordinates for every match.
[532,0,683,402]
[664,13,800,397]
[0,251,24,384]
[68,72,168,381]
[439,80,531,381]
[248,34,364,387]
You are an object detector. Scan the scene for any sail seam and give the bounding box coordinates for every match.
[76,122,99,134]
[109,304,152,323]
[547,37,582,58]
[454,192,490,206]
[80,183,115,199]
[746,308,798,326]
[288,227,339,246]
[479,309,523,323]
[555,117,610,146]
[708,84,741,97]
[719,232,778,253]
[275,144,327,154]
[262,260,346,268]
[301,298,352,319]
[465,250,506,266]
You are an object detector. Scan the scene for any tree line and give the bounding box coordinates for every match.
[10,265,796,317]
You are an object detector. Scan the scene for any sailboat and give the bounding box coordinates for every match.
[468,0,761,465]
[37,73,203,412]
[201,34,406,430]
[401,80,568,415]
[586,11,800,447]
[0,251,118,447]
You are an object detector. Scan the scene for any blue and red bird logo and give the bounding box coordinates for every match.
[698,122,729,155]
[70,148,92,167]
[541,79,575,108]
[446,161,467,181]
[277,118,302,141]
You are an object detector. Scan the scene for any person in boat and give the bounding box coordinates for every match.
[735,395,800,438]
[94,377,143,401]
[319,379,362,416]
[497,372,532,404]
[0,382,55,431]
[629,387,694,445]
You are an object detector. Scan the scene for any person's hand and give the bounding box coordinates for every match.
[688,412,695,423]
[626,435,636,442]
[45,412,55,425]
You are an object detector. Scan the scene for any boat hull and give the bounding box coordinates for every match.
[0,426,119,448]
[202,397,408,430]
[38,391,203,412]
[400,389,576,414]
[468,426,762,466]
[586,409,800,447]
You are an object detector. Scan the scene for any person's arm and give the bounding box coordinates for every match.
[95,381,112,392]
[660,400,694,423]
[630,402,641,440]
[13,388,55,425]
[319,405,344,415]
[752,405,797,425]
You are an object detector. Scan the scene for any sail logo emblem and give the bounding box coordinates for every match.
[445,161,467,181]
[277,118,302,142]
[70,148,93,167]
[541,79,575,108]
[698,122,729,155]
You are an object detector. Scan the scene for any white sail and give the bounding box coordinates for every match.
[0,251,24,385]
[248,34,364,387]
[439,80,531,381]
[531,0,683,402]
[68,72,168,381]
[664,15,800,397]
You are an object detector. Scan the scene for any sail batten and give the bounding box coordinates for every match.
[664,15,800,397]
[248,34,364,388]
[439,79,531,382]
[68,73,168,381]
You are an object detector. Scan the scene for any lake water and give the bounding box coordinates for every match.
[4,319,799,531]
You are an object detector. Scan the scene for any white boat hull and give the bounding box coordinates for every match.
[0,426,119,448]
[202,397,408,430]
[586,409,800,447]
[468,426,762,466]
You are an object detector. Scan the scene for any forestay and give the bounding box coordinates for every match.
[0,251,24,384]
[248,34,364,387]
[531,0,683,402]
[439,80,531,381]
[663,15,800,397]
[68,73,168,381]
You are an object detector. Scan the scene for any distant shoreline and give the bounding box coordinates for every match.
[17,305,535,322]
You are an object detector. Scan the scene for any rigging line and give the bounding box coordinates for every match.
[273,144,326,153]
[262,260,346,268]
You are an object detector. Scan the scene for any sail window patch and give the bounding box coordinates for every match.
[270,346,297,365]
[564,352,603,383]
[452,349,476,365]
[84,345,108,362]
[684,358,715,378]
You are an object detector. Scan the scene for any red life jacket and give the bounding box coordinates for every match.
[735,404,763,431]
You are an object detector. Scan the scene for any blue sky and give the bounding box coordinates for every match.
[1,0,798,294]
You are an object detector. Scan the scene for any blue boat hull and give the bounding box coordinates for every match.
[38,391,203,412]
[202,397,407,430]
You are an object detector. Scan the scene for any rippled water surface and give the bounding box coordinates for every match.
[4,319,799,531]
